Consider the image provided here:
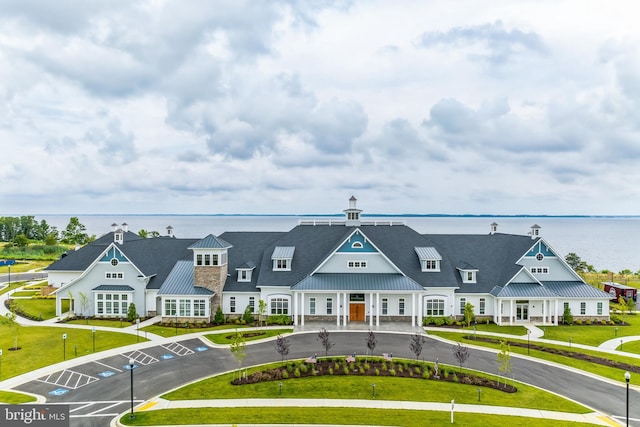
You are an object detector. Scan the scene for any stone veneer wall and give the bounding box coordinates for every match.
[194,264,227,313]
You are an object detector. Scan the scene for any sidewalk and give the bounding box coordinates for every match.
[120,397,615,427]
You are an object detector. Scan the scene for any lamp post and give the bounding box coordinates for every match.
[62,333,67,360]
[279,381,282,395]
[371,383,376,397]
[136,318,140,343]
[615,327,618,337]
[477,387,481,401]
[129,359,135,419]
[625,371,631,427]
[527,330,531,355]
[92,327,96,353]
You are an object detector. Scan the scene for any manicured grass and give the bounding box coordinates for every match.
[0,260,50,273]
[141,323,252,337]
[0,390,37,404]
[617,340,640,353]
[65,318,134,328]
[205,328,293,344]
[429,331,640,386]
[459,324,528,335]
[163,360,589,414]
[0,281,28,296]
[9,298,57,320]
[121,407,599,427]
[10,290,40,297]
[0,324,145,380]
[541,315,640,346]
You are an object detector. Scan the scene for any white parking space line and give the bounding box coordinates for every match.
[122,349,159,365]
[162,341,195,356]
[37,370,99,390]
[93,360,123,372]
[69,402,94,413]
[88,401,125,415]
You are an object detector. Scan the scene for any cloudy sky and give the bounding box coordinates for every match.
[1,0,639,216]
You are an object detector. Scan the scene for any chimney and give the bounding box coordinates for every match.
[167,225,173,237]
[490,222,498,235]
[121,222,129,232]
[111,223,118,232]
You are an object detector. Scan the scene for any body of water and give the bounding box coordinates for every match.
[36,214,640,273]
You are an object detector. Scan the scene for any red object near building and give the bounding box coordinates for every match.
[602,282,637,302]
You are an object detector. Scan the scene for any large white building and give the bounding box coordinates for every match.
[47,197,610,326]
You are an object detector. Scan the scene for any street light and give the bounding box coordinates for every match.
[527,330,531,355]
[129,358,135,419]
[62,333,67,360]
[625,371,631,427]
[136,318,140,343]
[92,327,96,353]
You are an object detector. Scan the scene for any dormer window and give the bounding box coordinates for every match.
[114,230,124,244]
[272,246,295,271]
[457,264,478,283]
[415,247,442,272]
[236,262,256,282]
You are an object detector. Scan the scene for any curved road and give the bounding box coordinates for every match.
[11,331,638,426]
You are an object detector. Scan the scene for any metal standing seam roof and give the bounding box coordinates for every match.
[157,260,214,296]
[414,247,442,260]
[291,273,425,291]
[188,234,233,249]
[490,281,611,299]
[272,246,295,259]
[92,285,135,292]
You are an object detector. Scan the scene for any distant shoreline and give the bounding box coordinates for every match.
[3,213,639,218]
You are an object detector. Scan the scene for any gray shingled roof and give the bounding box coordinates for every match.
[92,285,134,291]
[188,234,232,249]
[292,273,425,291]
[158,260,214,296]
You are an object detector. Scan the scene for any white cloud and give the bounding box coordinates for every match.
[1,0,639,215]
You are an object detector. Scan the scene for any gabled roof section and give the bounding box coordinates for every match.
[415,247,442,260]
[272,246,295,259]
[491,283,558,298]
[292,273,424,291]
[237,261,256,270]
[456,261,478,271]
[158,260,214,296]
[188,234,232,250]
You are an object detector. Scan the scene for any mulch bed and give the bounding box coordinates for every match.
[231,358,517,393]
[464,336,640,374]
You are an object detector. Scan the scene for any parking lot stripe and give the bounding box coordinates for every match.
[93,360,123,372]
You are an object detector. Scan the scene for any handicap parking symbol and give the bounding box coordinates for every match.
[160,354,174,360]
[49,388,69,396]
[98,370,115,378]
[195,346,208,352]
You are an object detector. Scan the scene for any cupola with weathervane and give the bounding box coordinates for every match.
[189,234,233,311]
[344,195,362,226]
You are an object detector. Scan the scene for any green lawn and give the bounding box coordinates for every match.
[9,298,58,320]
[541,315,640,346]
[0,281,28,296]
[0,390,37,404]
[10,290,40,297]
[141,323,252,337]
[429,330,640,386]
[0,324,145,380]
[0,260,50,273]
[121,407,599,427]
[65,318,135,328]
[204,328,293,344]
[163,360,588,414]
[617,339,640,353]
[458,324,528,335]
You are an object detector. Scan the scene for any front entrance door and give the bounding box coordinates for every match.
[350,303,365,321]
[516,303,529,321]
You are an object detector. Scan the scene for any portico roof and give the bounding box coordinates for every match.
[292,273,425,291]
[490,283,557,298]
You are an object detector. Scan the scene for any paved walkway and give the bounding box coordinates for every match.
[124,397,615,426]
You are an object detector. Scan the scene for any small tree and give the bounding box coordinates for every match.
[452,342,470,374]
[463,302,475,327]
[562,304,573,325]
[78,291,90,324]
[275,334,290,365]
[242,305,255,324]
[497,339,512,388]
[13,233,29,247]
[626,297,635,315]
[229,330,247,380]
[366,330,377,362]
[409,333,426,360]
[317,328,334,357]
[214,306,224,325]
[258,299,267,327]
[67,291,75,317]
[1,301,21,350]
[127,303,138,322]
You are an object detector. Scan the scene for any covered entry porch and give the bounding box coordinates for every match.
[290,273,426,327]
[492,283,559,326]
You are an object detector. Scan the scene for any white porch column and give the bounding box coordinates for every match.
[412,293,416,326]
[343,293,348,325]
[369,292,374,327]
[376,293,380,327]
[336,292,340,326]
[418,294,423,327]
[300,292,305,326]
[509,299,514,326]
[542,299,546,326]
[293,292,298,326]
[494,299,498,325]
[554,299,558,326]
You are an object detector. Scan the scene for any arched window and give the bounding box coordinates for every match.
[425,298,445,316]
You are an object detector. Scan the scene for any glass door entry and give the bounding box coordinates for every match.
[516,303,529,321]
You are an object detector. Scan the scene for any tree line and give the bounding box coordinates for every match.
[0,216,94,246]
